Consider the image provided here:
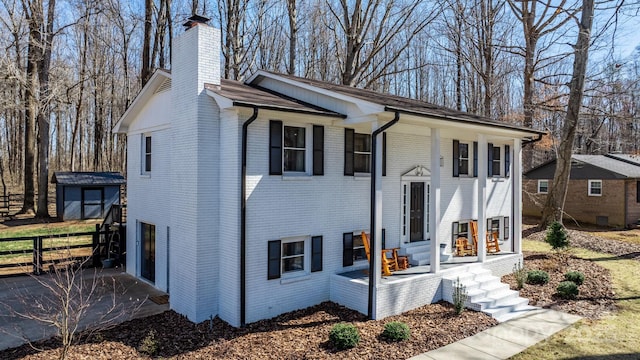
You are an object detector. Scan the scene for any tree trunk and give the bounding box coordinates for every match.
[141,0,153,86]
[540,0,594,227]
[287,0,297,75]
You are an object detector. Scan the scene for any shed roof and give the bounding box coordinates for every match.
[51,172,126,186]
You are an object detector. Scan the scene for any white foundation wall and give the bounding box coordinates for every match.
[125,128,171,292]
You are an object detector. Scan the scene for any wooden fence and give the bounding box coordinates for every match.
[0,225,125,277]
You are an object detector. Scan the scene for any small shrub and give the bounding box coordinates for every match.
[557,281,579,299]
[452,277,468,315]
[526,270,550,285]
[545,221,570,251]
[564,271,585,286]
[329,323,360,350]
[513,261,526,290]
[138,329,159,356]
[382,321,410,342]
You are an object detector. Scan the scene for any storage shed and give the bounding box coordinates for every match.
[52,172,126,221]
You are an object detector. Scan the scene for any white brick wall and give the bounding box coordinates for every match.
[169,23,221,323]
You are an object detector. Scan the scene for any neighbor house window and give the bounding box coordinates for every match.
[143,135,152,173]
[268,236,323,279]
[588,180,602,196]
[354,133,371,173]
[538,180,549,194]
[283,125,306,172]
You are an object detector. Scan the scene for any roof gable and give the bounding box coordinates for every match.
[113,70,171,134]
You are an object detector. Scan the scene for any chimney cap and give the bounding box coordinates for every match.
[183,14,210,30]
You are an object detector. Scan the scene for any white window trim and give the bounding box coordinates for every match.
[458,141,471,176]
[141,134,152,176]
[538,180,549,194]
[282,123,312,176]
[588,179,602,196]
[280,235,311,279]
[354,133,372,175]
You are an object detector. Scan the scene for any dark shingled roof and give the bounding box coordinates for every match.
[52,172,126,186]
[254,71,545,135]
[525,154,640,179]
[205,79,344,117]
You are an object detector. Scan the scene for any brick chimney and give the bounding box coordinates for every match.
[169,15,221,323]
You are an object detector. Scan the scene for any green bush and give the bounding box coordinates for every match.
[329,323,360,350]
[452,277,468,315]
[382,321,410,342]
[513,261,527,290]
[557,281,579,299]
[564,271,585,286]
[138,329,159,356]
[526,270,550,285]
[545,221,570,250]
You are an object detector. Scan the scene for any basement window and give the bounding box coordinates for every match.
[538,180,549,194]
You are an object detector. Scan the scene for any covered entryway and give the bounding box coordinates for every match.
[401,166,430,243]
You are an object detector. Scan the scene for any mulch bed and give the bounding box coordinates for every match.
[1,302,497,359]
[2,226,629,359]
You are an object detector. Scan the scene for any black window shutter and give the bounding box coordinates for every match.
[505,145,511,177]
[473,141,478,177]
[269,120,283,175]
[381,228,386,249]
[637,181,640,203]
[343,232,353,266]
[344,129,355,176]
[267,240,281,279]
[382,133,387,176]
[453,140,460,177]
[504,216,510,240]
[487,143,494,177]
[311,236,323,272]
[313,125,324,175]
[452,222,459,247]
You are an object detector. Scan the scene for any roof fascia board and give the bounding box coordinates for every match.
[248,70,384,116]
[113,70,171,134]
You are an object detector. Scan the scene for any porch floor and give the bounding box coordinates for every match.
[338,252,516,284]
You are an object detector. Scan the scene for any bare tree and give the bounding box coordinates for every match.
[540,0,595,226]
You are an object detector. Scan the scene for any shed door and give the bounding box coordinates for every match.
[82,188,104,219]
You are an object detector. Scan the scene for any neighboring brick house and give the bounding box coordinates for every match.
[523,154,640,228]
[113,17,543,327]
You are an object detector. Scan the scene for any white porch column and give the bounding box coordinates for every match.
[372,122,383,318]
[477,134,487,262]
[429,128,441,273]
[513,139,523,254]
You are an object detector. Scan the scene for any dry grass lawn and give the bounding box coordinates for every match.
[512,240,640,359]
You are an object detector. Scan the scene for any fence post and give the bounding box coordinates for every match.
[92,224,100,268]
[32,237,42,275]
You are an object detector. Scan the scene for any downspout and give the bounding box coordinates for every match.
[368,111,400,319]
[241,106,259,327]
[522,133,544,147]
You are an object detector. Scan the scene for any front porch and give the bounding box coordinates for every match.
[330,253,524,320]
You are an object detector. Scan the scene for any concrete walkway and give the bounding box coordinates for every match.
[0,268,169,351]
[410,309,582,360]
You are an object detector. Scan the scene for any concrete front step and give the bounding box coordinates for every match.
[443,266,535,322]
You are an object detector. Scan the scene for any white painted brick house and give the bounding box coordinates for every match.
[113,17,544,327]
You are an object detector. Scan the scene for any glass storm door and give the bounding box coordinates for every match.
[140,223,156,283]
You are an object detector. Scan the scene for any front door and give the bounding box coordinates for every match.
[410,182,425,241]
[140,223,156,283]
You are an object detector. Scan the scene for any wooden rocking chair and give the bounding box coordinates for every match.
[361,232,406,276]
[455,237,475,256]
[486,231,501,253]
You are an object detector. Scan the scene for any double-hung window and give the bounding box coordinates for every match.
[538,180,549,194]
[268,236,323,280]
[270,120,324,176]
[142,135,152,174]
[588,180,602,196]
[354,133,371,173]
[451,221,470,249]
[283,126,305,172]
[491,145,501,176]
[458,143,470,176]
